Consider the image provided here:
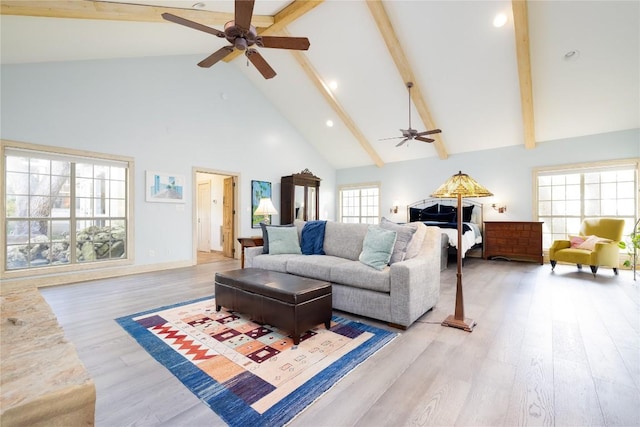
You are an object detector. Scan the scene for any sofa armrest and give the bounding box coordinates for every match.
[388,227,441,326]
[244,246,264,268]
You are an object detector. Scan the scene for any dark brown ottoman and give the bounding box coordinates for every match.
[214,268,332,345]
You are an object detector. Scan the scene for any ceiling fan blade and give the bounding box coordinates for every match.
[396,138,409,147]
[415,136,435,143]
[415,129,442,137]
[161,13,225,38]
[259,36,310,50]
[379,136,404,141]
[197,46,235,68]
[235,0,255,31]
[246,49,276,79]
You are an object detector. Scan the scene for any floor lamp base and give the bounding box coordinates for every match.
[441,315,476,332]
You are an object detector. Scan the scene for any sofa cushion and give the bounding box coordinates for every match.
[300,220,327,255]
[405,222,427,260]
[250,254,300,272]
[330,261,391,293]
[267,226,302,255]
[287,255,350,281]
[323,222,369,260]
[380,217,417,264]
[359,226,397,270]
[260,223,295,254]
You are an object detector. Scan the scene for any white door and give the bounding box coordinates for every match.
[197,181,211,252]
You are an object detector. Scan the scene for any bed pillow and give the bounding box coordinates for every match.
[260,223,295,254]
[380,217,417,264]
[576,235,612,251]
[438,204,456,214]
[453,205,475,222]
[359,226,397,270]
[409,207,422,222]
[266,226,302,255]
[422,212,456,223]
[300,220,326,255]
[421,204,439,214]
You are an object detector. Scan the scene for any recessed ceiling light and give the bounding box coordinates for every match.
[326,120,334,127]
[328,80,338,91]
[493,13,507,27]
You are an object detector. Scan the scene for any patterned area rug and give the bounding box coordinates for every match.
[116,296,397,427]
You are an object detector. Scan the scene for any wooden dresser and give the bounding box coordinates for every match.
[483,221,543,264]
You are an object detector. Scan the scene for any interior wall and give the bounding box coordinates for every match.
[337,129,640,223]
[1,55,336,267]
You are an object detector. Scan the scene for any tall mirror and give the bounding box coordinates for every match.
[281,169,321,224]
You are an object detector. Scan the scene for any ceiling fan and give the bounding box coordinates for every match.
[380,82,442,147]
[161,0,310,79]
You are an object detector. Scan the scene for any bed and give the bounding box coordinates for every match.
[407,198,483,259]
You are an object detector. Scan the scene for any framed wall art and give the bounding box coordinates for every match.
[146,171,185,203]
[251,180,272,228]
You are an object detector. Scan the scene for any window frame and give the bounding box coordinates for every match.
[1,140,135,280]
[533,158,639,251]
[338,182,381,224]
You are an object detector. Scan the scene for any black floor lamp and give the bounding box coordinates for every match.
[431,171,493,332]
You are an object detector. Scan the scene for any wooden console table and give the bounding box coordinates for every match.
[483,221,543,264]
[237,236,264,268]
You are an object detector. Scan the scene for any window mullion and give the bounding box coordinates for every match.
[70,163,77,264]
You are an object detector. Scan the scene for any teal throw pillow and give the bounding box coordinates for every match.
[267,226,302,255]
[359,226,397,270]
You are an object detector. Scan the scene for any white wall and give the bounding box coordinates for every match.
[1,55,336,266]
[337,129,640,223]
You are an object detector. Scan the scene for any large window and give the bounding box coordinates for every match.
[535,159,638,249]
[339,183,380,224]
[2,141,132,276]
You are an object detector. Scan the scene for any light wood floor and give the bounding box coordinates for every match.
[197,250,232,265]
[39,259,640,427]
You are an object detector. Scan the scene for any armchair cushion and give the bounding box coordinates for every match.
[576,235,612,251]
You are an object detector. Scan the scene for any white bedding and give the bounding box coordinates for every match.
[432,222,482,258]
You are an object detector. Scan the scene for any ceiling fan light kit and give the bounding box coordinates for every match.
[380,81,442,147]
[162,0,310,79]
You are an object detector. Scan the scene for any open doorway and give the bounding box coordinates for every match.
[194,168,238,265]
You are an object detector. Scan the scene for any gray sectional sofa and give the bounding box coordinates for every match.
[244,220,442,328]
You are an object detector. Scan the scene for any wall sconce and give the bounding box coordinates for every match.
[492,203,507,214]
[390,200,400,214]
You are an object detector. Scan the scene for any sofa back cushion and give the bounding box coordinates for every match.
[379,217,417,264]
[323,221,369,260]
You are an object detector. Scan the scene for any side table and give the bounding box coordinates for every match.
[237,236,264,268]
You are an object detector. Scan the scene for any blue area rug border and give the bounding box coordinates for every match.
[116,296,397,427]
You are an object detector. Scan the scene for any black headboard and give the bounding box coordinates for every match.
[407,197,484,230]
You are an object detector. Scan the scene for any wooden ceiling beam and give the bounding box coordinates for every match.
[284,30,384,168]
[223,0,323,63]
[0,1,274,26]
[366,0,448,160]
[512,0,536,149]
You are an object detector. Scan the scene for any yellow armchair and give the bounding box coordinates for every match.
[549,218,625,276]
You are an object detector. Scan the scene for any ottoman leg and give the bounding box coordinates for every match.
[293,335,300,345]
[216,305,221,312]
[324,320,331,329]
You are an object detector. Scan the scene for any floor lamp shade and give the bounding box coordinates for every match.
[431,171,493,332]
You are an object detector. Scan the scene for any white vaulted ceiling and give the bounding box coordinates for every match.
[1,1,638,169]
